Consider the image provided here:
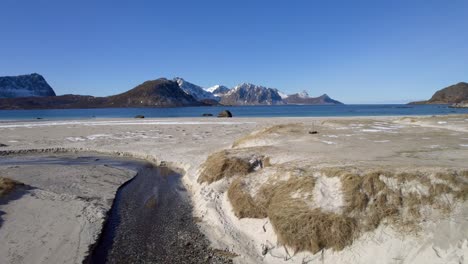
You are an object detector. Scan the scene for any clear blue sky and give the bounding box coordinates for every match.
[1,0,467,103]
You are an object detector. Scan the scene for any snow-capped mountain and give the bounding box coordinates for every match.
[0,73,56,98]
[220,83,284,105]
[174,77,218,101]
[205,85,230,96]
[298,90,309,98]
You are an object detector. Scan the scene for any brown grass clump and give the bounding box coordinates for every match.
[198,151,254,184]
[228,177,267,218]
[268,200,356,254]
[0,177,22,197]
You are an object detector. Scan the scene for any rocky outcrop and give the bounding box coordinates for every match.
[217,110,233,118]
[0,73,56,98]
[409,82,468,104]
[450,101,468,108]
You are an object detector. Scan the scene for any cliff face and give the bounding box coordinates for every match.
[409,82,468,104]
[0,73,56,98]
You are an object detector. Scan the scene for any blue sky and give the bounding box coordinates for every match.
[1,0,467,103]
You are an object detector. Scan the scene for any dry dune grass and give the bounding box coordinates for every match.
[268,202,356,253]
[337,168,467,231]
[198,151,254,184]
[221,163,468,254]
[266,176,356,253]
[0,177,22,197]
[228,177,267,218]
[232,124,304,148]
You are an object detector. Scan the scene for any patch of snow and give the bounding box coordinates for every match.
[308,176,343,213]
[277,91,289,99]
[66,137,85,142]
[361,129,382,132]
[205,85,221,93]
[86,134,112,140]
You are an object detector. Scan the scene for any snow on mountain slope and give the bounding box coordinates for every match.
[0,73,56,98]
[174,77,218,101]
[277,91,289,99]
[205,85,231,96]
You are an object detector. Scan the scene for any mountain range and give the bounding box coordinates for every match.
[0,73,343,109]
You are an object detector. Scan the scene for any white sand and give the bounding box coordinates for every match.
[0,115,467,263]
[0,161,136,264]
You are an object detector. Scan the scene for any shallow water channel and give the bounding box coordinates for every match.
[0,154,232,264]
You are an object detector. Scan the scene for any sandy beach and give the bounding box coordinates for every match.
[0,115,467,264]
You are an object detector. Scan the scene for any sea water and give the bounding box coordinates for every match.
[0,104,466,120]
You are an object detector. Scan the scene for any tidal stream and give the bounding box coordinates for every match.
[0,154,232,264]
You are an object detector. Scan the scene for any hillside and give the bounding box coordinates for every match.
[106,78,203,107]
[409,82,468,105]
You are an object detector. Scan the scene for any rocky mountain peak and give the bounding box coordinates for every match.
[0,73,56,98]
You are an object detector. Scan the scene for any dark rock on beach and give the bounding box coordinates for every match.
[217,110,233,118]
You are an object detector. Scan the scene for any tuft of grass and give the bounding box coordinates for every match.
[0,177,22,197]
[228,177,267,218]
[268,200,356,254]
[198,151,254,184]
